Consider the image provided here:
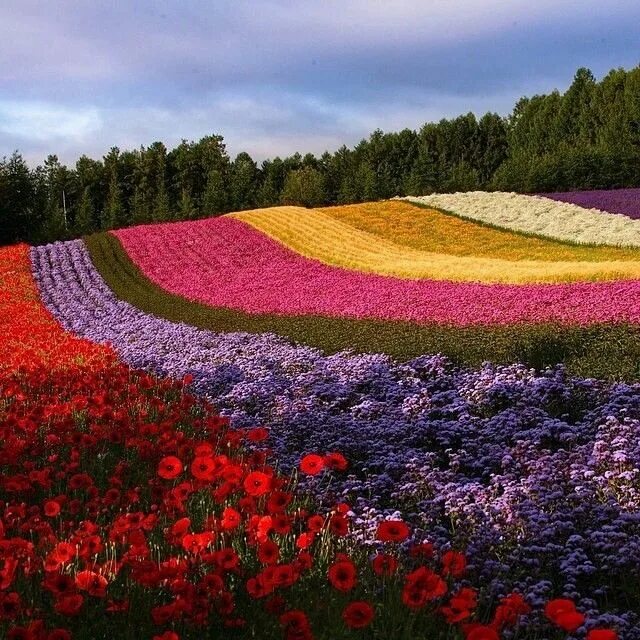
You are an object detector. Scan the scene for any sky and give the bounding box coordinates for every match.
[0,0,639,166]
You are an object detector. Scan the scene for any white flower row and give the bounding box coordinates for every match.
[400,192,640,247]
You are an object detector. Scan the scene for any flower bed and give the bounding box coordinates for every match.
[82,231,640,380]
[402,192,640,246]
[3,245,546,640]
[29,239,640,637]
[543,189,640,220]
[232,204,640,283]
[112,218,640,326]
[319,201,640,262]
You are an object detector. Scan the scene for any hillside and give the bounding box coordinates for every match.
[31,191,640,379]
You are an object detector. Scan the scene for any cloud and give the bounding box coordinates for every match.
[0,1,639,164]
[0,101,102,142]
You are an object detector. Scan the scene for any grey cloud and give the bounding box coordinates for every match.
[0,0,639,164]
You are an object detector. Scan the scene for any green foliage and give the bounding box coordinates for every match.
[281,165,327,207]
[74,187,95,236]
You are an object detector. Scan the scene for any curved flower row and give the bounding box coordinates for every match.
[319,200,640,262]
[2,245,538,640]
[402,192,640,247]
[30,239,640,637]
[113,217,640,326]
[232,204,640,283]
[544,189,640,220]
[83,231,640,380]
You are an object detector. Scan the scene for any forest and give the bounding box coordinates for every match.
[1,65,640,246]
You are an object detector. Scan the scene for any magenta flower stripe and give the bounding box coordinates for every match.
[114,216,640,326]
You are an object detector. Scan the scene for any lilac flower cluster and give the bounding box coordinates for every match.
[31,240,640,636]
[543,189,640,220]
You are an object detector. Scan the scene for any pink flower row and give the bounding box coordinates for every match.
[114,217,640,326]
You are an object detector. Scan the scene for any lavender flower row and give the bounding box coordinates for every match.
[31,239,640,636]
[543,189,640,220]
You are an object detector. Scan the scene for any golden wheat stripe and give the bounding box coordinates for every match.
[230,203,640,284]
[318,201,640,262]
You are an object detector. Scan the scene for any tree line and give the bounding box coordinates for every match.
[2,65,640,246]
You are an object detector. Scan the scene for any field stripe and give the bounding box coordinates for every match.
[402,192,640,247]
[542,189,640,220]
[112,215,640,326]
[318,201,640,261]
[77,232,640,380]
[232,204,640,283]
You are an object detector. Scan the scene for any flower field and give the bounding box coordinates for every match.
[110,215,640,326]
[3,190,640,639]
[543,190,640,220]
[402,192,640,246]
[231,204,640,283]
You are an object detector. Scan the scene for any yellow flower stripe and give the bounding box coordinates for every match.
[319,201,640,262]
[230,203,640,284]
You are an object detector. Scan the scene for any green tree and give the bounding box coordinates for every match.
[230,152,258,210]
[202,167,228,215]
[102,147,123,230]
[40,155,69,242]
[280,166,327,207]
[0,152,41,245]
[74,187,95,235]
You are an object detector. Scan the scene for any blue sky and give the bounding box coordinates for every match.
[1,0,639,165]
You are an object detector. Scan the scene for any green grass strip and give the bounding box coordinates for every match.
[84,232,640,381]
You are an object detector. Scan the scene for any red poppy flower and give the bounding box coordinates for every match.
[54,594,84,616]
[221,507,242,530]
[441,587,477,624]
[273,564,299,589]
[329,514,349,537]
[587,631,618,640]
[371,553,398,577]
[51,542,77,566]
[299,454,325,475]
[44,573,75,597]
[243,471,271,497]
[215,548,240,571]
[157,456,183,480]
[544,599,585,633]
[75,571,108,597]
[465,625,500,640]
[307,515,325,532]
[280,610,310,634]
[376,520,410,543]
[402,567,447,610]
[182,532,215,554]
[442,550,467,578]
[492,592,531,629]
[296,532,315,549]
[342,601,374,629]
[266,490,292,514]
[44,500,61,517]
[271,513,292,535]
[190,456,216,481]
[328,559,357,592]
[257,539,280,565]
[324,452,348,471]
